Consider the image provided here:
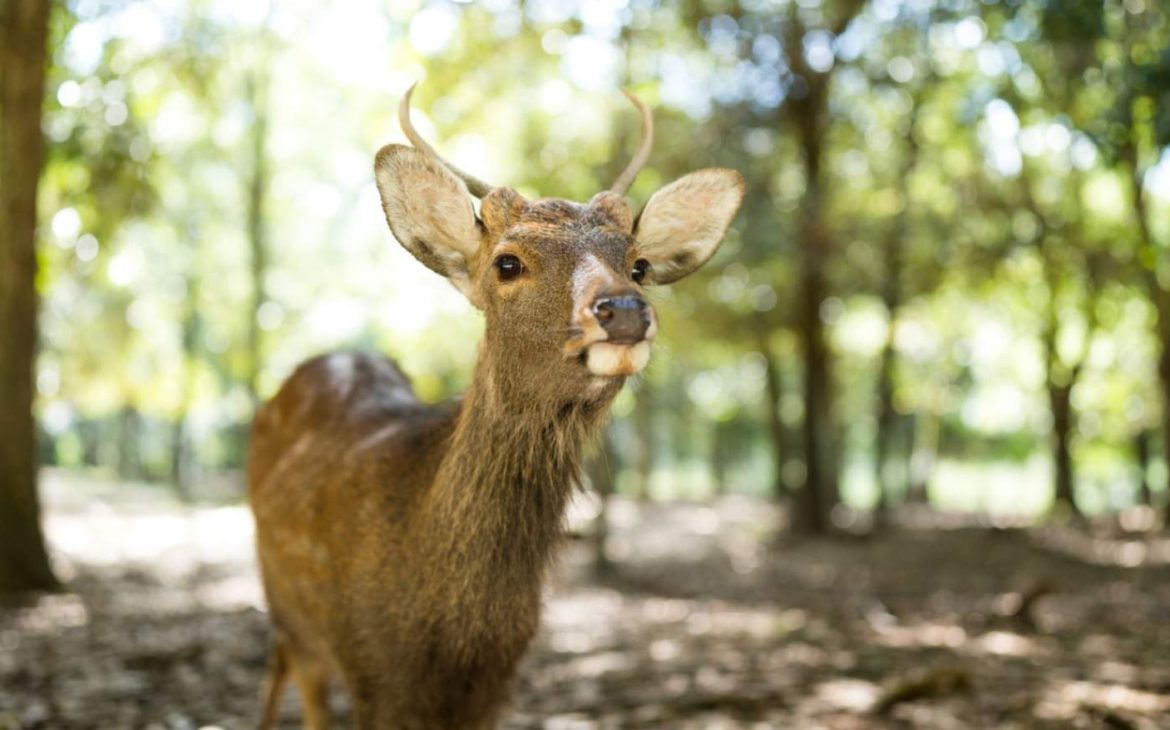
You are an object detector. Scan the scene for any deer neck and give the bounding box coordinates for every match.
[420,348,613,636]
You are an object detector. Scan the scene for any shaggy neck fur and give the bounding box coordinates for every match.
[418,341,617,658]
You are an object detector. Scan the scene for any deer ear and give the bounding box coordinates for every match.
[374,144,482,301]
[632,168,745,285]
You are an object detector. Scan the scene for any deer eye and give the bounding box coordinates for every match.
[494,254,524,281]
[631,259,650,284]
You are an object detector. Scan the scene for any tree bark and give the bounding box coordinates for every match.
[585,427,618,578]
[0,0,58,594]
[1134,429,1152,508]
[792,91,834,533]
[1023,159,1094,523]
[873,96,921,521]
[710,419,728,496]
[79,419,100,466]
[244,71,270,405]
[874,315,898,517]
[758,328,790,501]
[795,248,831,532]
[1048,384,1080,517]
[906,412,936,504]
[1155,304,1170,529]
[171,266,201,500]
[116,405,143,481]
[632,380,654,500]
[780,0,866,533]
[1119,139,1170,528]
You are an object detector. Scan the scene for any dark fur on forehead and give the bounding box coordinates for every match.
[519,198,582,226]
[502,194,633,233]
[479,189,636,264]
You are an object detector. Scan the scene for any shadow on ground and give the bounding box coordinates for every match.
[2,477,1169,729]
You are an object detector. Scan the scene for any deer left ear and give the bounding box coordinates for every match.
[374,144,482,302]
[632,168,745,285]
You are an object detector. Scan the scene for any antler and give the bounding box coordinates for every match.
[398,82,493,199]
[610,90,654,196]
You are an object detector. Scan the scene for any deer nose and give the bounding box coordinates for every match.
[592,295,650,344]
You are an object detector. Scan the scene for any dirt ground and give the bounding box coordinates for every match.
[2,475,1169,729]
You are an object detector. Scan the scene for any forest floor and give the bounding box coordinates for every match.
[2,473,1170,729]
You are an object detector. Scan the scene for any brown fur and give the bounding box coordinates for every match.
[249,116,744,729]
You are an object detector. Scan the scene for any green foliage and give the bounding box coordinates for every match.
[33,0,1170,515]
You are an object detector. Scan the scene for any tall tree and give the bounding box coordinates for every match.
[1014,163,1101,519]
[783,0,867,533]
[244,67,271,405]
[873,79,928,520]
[0,0,58,593]
[1009,0,1163,518]
[584,427,619,577]
[1109,2,1170,526]
[758,322,791,501]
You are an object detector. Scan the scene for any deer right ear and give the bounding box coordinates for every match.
[374,144,482,302]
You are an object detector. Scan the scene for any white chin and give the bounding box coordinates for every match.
[585,341,651,377]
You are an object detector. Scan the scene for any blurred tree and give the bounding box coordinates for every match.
[1134,429,1153,508]
[172,240,202,498]
[872,69,930,521]
[631,378,655,499]
[1107,0,1170,525]
[1020,164,1102,519]
[782,0,867,533]
[758,323,794,501]
[1013,0,1170,518]
[0,0,58,593]
[244,55,272,407]
[585,427,618,577]
[845,0,971,520]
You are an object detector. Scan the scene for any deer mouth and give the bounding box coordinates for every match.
[582,340,651,377]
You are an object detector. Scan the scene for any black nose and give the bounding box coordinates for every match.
[593,295,650,344]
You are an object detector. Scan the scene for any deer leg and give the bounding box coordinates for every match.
[287,647,332,730]
[258,640,289,730]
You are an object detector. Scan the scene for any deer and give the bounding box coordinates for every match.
[247,84,744,729]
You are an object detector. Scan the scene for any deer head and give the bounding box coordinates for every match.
[373,85,744,404]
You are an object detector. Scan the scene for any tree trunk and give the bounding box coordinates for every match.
[585,427,618,578]
[790,78,836,534]
[116,405,143,481]
[710,419,728,496]
[758,328,790,501]
[1160,346,1170,530]
[795,269,831,534]
[1033,211,1088,522]
[0,0,58,594]
[906,411,936,504]
[779,3,867,532]
[244,71,270,405]
[79,419,100,466]
[1156,315,1170,529]
[1048,384,1081,518]
[773,0,863,539]
[874,104,918,522]
[1134,429,1152,508]
[171,419,192,500]
[874,322,898,518]
[632,380,654,500]
[171,268,201,501]
[1120,141,1170,528]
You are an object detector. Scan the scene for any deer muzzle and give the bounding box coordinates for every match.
[581,294,653,377]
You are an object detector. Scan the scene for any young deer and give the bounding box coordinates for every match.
[248,85,744,729]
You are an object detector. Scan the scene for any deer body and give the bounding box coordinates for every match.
[249,87,744,729]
